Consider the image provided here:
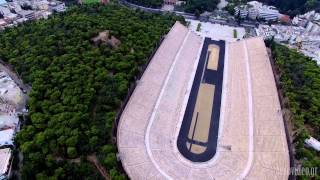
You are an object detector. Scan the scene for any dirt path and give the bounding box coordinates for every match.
[87,154,110,180]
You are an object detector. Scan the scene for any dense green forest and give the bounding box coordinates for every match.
[258,0,320,16]
[271,43,320,179]
[0,4,183,179]
[226,0,320,17]
[126,0,163,8]
[182,0,220,14]
[123,0,219,14]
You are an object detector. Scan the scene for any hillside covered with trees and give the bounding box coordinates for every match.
[182,0,220,14]
[126,0,163,8]
[0,4,183,179]
[123,0,219,14]
[259,0,320,16]
[271,43,320,179]
[182,0,220,16]
[226,0,320,17]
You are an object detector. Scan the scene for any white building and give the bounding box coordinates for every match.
[32,0,49,10]
[0,128,14,147]
[310,23,320,33]
[49,1,66,13]
[234,6,248,19]
[0,148,13,180]
[248,8,259,20]
[0,114,19,130]
[247,1,262,8]
[303,21,320,34]
[314,13,320,21]
[258,10,320,64]
[293,10,320,28]
[34,10,52,19]
[300,10,316,20]
[0,0,66,30]
[234,1,281,22]
[0,6,18,20]
[0,71,23,106]
[257,24,276,39]
[305,137,320,152]
[0,6,12,17]
[16,10,35,20]
[9,2,22,12]
[0,19,6,27]
[292,16,299,25]
[258,6,280,21]
[0,0,7,6]
[306,21,314,31]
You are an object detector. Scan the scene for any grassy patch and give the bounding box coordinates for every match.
[83,0,100,4]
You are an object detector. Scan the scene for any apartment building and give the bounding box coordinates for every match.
[0,148,13,180]
[234,1,281,22]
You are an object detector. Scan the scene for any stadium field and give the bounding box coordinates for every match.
[177,38,225,162]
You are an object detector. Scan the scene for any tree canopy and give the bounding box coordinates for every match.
[226,0,320,17]
[271,43,320,179]
[259,0,320,16]
[0,4,184,179]
[126,0,163,8]
[182,0,219,14]
[124,0,220,14]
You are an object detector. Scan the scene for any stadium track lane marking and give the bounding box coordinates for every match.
[145,31,191,180]
[173,37,204,164]
[189,112,199,151]
[238,40,254,180]
[143,38,254,179]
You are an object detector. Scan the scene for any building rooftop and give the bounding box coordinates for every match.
[0,0,65,30]
[0,114,18,130]
[0,6,10,15]
[0,128,14,147]
[305,137,320,151]
[0,148,12,178]
[0,0,7,5]
[16,10,34,16]
[0,19,7,26]
[0,71,23,106]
